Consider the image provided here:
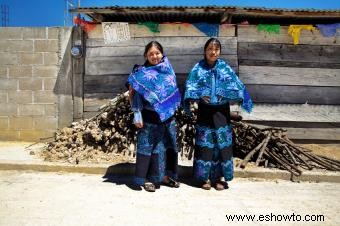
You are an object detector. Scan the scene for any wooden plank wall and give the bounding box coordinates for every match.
[83,24,340,141]
[84,24,237,115]
[237,25,340,141]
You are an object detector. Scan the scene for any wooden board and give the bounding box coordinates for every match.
[247,85,340,105]
[84,93,117,99]
[84,73,188,93]
[88,24,235,39]
[239,66,340,87]
[84,74,128,93]
[287,128,340,140]
[85,55,238,75]
[72,27,84,120]
[86,37,237,56]
[238,59,340,69]
[239,104,340,123]
[238,42,340,66]
[84,98,112,112]
[237,25,340,45]
[248,123,340,141]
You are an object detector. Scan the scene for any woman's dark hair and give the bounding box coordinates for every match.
[204,38,222,53]
[144,41,164,57]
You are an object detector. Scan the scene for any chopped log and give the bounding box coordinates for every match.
[265,148,302,176]
[239,131,269,168]
[255,132,271,166]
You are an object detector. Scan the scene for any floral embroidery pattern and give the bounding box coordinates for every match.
[128,56,181,122]
[184,59,253,113]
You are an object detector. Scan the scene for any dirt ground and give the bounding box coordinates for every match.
[0,141,135,165]
[301,144,340,160]
[1,141,339,165]
[38,145,136,165]
[42,143,340,164]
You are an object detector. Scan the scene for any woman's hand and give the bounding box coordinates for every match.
[202,96,211,103]
[128,86,135,104]
[134,122,143,128]
[230,112,243,122]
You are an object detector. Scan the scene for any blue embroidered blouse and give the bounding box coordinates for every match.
[127,56,181,122]
[184,59,253,113]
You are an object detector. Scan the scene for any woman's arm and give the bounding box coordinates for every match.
[128,85,144,128]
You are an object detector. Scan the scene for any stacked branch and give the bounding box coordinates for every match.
[233,121,340,175]
[43,91,340,176]
[44,92,137,163]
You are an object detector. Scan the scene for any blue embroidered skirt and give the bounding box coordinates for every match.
[134,119,178,186]
[193,102,234,182]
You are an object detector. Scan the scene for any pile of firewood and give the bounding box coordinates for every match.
[44,92,137,163]
[233,122,340,176]
[44,91,340,175]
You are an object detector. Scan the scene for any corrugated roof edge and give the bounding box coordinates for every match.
[70,5,340,13]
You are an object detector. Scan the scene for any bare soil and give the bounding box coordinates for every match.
[1,141,339,165]
[41,142,340,165]
[301,144,340,160]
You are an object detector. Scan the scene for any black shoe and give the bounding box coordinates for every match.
[144,182,156,192]
[162,177,180,188]
[127,183,143,191]
[217,181,229,190]
[202,181,211,190]
[214,182,225,191]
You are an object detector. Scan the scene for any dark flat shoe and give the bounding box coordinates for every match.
[215,182,225,191]
[202,181,211,190]
[215,181,228,190]
[163,177,180,188]
[144,182,156,192]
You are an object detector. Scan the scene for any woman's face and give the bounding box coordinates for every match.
[146,45,163,65]
[205,42,220,66]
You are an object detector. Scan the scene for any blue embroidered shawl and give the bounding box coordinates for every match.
[127,56,181,122]
[184,59,253,113]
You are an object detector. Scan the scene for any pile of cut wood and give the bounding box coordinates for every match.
[43,92,136,163]
[44,92,340,175]
[233,122,340,176]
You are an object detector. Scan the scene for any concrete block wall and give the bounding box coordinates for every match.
[0,27,71,141]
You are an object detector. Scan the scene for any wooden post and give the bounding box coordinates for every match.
[72,26,84,121]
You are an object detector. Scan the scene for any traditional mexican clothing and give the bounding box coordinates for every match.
[127,56,181,186]
[184,58,253,183]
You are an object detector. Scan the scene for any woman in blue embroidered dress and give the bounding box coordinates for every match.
[184,38,253,190]
[127,41,181,192]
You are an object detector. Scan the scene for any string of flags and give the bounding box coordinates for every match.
[74,17,340,45]
[73,17,97,33]
[138,22,160,33]
[316,23,340,37]
[257,24,280,34]
[192,23,219,37]
[288,25,316,45]
[257,24,339,45]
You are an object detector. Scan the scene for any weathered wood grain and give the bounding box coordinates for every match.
[247,123,340,141]
[247,85,340,105]
[239,66,340,86]
[238,42,340,65]
[286,128,340,140]
[238,59,340,69]
[239,103,340,123]
[85,55,238,75]
[86,37,237,56]
[84,74,128,93]
[72,27,84,120]
[84,73,188,92]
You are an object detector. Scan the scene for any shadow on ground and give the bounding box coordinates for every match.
[102,163,199,190]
